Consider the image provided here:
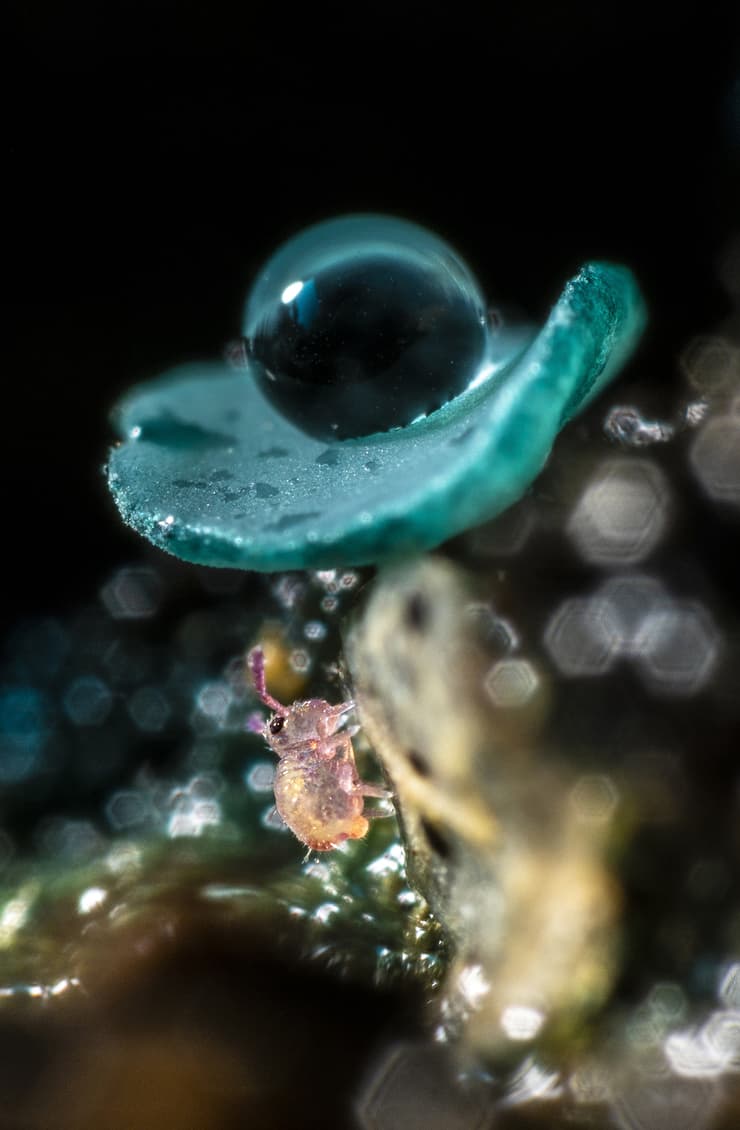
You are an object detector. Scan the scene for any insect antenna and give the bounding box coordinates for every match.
[247,646,289,714]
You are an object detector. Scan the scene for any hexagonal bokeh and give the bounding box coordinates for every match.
[356,1041,495,1130]
[595,573,668,657]
[484,658,540,708]
[633,601,720,697]
[0,684,49,783]
[569,774,619,824]
[680,336,740,397]
[467,496,537,557]
[544,596,619,677]
[568,457,671,565]
[690,415,740,506]
[612,1074,722,1130]
[127,686,171,733]
[62,676,113,726]
[719,963,740,1010]
[100,565,162,619]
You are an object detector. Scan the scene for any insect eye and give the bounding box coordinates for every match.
[269,715,286,735]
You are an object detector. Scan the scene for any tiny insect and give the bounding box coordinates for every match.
[247,647,391,851]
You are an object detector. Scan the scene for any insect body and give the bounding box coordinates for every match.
[247,647,390,851]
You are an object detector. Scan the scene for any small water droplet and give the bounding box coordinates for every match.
[258,445,290,458]
[315,448,341,466]
[263,511,321,532]
[253,482,280,499]
[604,405,674,447]
[136,412,236,450]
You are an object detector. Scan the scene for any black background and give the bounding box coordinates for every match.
[5,2,739,630]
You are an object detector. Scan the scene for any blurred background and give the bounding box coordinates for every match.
[3,3,740,1129]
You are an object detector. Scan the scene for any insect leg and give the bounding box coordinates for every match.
[362,804,395,820]
[358,781,392,799]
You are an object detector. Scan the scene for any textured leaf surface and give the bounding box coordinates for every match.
[107,263,646,570]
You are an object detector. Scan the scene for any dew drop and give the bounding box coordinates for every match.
[244,215,490,440]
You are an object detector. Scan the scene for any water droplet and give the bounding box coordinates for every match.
[604,405,674,447]
[134,412,236,450]
[244,215,490,440]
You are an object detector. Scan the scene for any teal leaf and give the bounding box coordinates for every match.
[107,261,646,571]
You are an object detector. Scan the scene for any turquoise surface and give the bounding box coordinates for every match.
[107,250,646,571]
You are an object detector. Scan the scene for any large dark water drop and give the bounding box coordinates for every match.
[244,215,489,440]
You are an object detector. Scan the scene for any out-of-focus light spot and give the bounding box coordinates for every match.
[261,806,288,833]
[365,842,405,878]
[289,648,311,673]
[702,1010,740,1070]
[272,574,308,610]
[200,883,261,901]
[604,405,674,447]
[78,886,108,914]
[127,685,171,732]
[690,415,740,506]
[567,458,670,565]
[680,336,740,397]
[39,818,104,862]
[356,1041,496,1130]
[0,685,49,783]
[465,602,519,652]
[544,596,619,676]
[245,760,275,793]
[626,1003,665,1050]
[664,1027,727,1078]
[63,675,113,726]
[684,399,709,428]
[633,601,719,697]
[500,1004,545,1041]
[0,885,36,948]
[106,789,149,831]
[456,964,491,1012]
[105,842,142,875]
[304,620,327,641]
[612,1074,721,1130]
[595,573,668,658]
[569,774,619,824]
[195,680,233,723]
[302,860,333,884]
[100,565,161,619]
[187,772,223,800]
[167,773,224,838]
[503,1057,563,1106]
[648,982,687,1024]
[313,902,340,924]
[719,963,740,1009]
[484,658,539,708]
[168,796,221,838]
[569,1063,612,1105]
[468,497,536,557]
